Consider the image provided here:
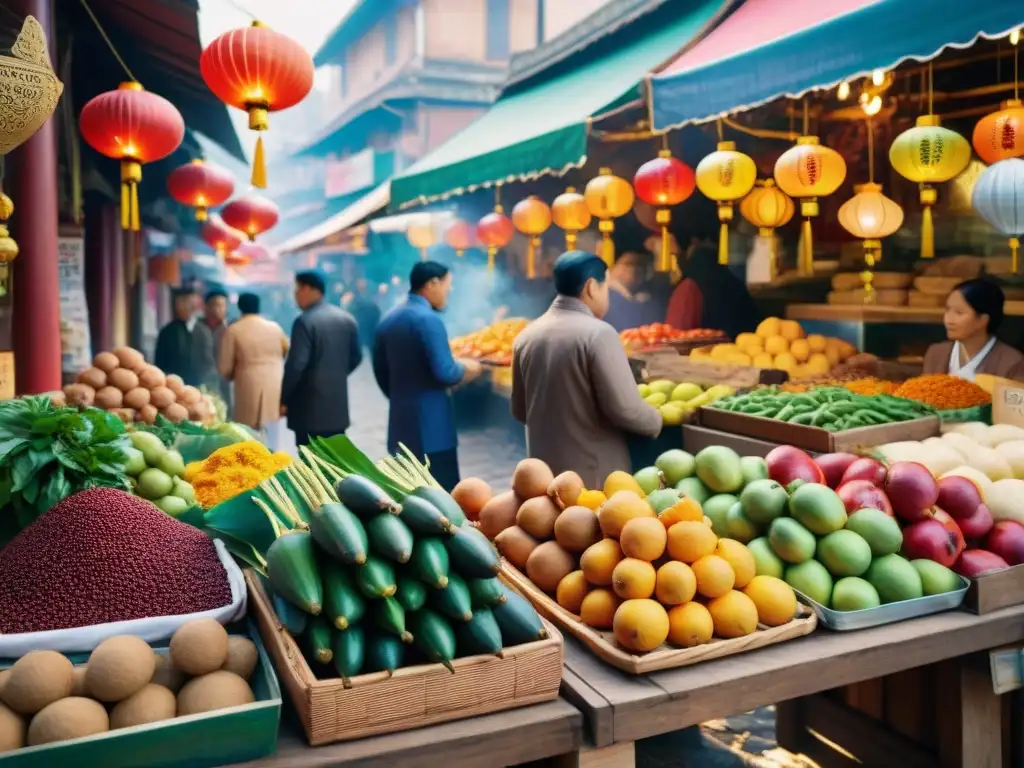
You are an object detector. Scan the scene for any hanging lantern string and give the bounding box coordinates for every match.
[802,99,810,135]
[79,0,139,82]
[928,61,934,114]
[867,117,875,183]
[1014,31,1020,101]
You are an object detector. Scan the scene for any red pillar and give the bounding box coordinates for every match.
[9,0,61,394]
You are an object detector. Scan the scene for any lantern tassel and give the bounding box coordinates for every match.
[1012,237,1020,275]
[718,222,729,266]
[251,135,268,189]
[601,232,615,268]
[801,218,814,276]
[659,226,672,272]
[526,237,538,279]
[131,184,140,232]
[121,182,130,230]
[487,247,496,273]
[921,205,935,259]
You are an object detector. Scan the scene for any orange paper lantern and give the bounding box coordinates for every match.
[406,216,437,260]
[551,187,591,250]
[740,180,794,279]
[443,219,475,256]
[167,159,235,221]
[202,215,245,256]
[476,208,515,271]
[584,168,634,266]
[512,196,552,279]
[973,100,1024,165]
[634,151,696,271]
[221,194,280,240]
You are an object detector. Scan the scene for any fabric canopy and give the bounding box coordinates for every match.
[275,183,390,255]
[390,0,728,209]
[651,0,1024,130]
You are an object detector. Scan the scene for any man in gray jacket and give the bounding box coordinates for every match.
[512,251,662,489]
[282,271,362,446]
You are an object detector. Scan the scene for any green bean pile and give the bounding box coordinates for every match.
[710,387,936,432]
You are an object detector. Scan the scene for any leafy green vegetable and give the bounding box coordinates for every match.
[0,397,131,528]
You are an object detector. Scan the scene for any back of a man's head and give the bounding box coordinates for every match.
[409,261,449,294]
[295,270,327,295]
[553,250,607,297]
[238,293,260,315]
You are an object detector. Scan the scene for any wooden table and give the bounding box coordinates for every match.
[559,604,1024,767]
[234,698,583,768]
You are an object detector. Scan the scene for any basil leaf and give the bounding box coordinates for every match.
[0,437,28,458]
[21,474,40,505]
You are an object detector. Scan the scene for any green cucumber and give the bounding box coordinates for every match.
[493,587,548,645]
[456,607,503,656]
[266,531,323,615]
[395,574,428,612]
[365,632,405,676]
[309,502,368,565]
[430,572,473,623]
[355,556,397,598]
[398,495,453,536]
[270,589,308,635]
[445,525,500,578]
[321,560,366,630]
[410,609,457,673]
[333,625,365,687]
[409,538,450,588]
[467,577,507,608]
[410,486,467,527]
[335,475,400,517]
[366,514,414,564]
[305,615,334,665]
[372,596,413,643]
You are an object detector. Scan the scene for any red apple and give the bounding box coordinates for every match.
[840,457,887,487]
[837,479,894,517]
[902,518,963,567]
[936,475,985,519]
[815,453,859,489]
[766,445,825,487]
[952,503,994,541]
[985,521,1024,566]
[932,509,966,561]
[954,549,1009,578]
[884,462,940,522]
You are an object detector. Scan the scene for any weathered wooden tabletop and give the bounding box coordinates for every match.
[559,604,1024,747]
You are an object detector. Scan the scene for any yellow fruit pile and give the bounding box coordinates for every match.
[690,317,857,379]
[449,317,529,364]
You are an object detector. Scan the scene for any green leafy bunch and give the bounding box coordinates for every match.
[0,397,132,529]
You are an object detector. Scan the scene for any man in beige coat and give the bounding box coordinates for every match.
[218,293,288,435]
[512,251,663,489]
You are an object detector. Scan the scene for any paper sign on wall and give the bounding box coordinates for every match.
[57,236,92,375]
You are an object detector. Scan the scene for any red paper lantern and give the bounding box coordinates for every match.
[444,219,475,256]
[633,151,695,270]
[476,208,515,271]
[221,194,280,240]
[200,21,314,188]
[79,82,185,231]
[236,241,271,263]
[167,159,235,221]
[202,215,245,255]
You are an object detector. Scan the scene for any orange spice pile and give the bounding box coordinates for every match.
[893,374,991,410]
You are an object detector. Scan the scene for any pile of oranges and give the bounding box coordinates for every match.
[449,318,529,366]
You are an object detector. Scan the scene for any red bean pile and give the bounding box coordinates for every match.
[0,488,232,633]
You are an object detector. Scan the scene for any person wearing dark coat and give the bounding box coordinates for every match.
[154,289,200,386]
[281,271,363,447]
[347,278,382,351]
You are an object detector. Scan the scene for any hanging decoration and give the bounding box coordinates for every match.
[236,241,270,263]
[221,193,280,240]
[739,180,794,280]
[0,192,15,295]
[443,218,475,256]
[551,187,591,251]
[695,133,756,266]
[476,186,515,272]
[224,251,252,267]
[838,119,904,302]
[202,215,245,257]
[166,159,235,221]
[973,31,1023,164]
[774,103,847,275]
[972,157,1024,274]
[79,82,185,231]
[585,168,635,267]
[511,196,552,279]
[200,21,315,188]
[633,148,695,271]
[406,216,436,260]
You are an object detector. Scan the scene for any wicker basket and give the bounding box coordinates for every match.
[246,572,564,746]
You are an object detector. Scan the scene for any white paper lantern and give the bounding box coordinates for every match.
[972,158,1024,273]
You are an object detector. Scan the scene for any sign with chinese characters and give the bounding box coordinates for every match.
[57,236,92,374]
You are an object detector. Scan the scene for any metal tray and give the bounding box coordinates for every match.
[794,575,971,631]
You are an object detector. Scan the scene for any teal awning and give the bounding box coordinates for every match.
[390,0,728,209]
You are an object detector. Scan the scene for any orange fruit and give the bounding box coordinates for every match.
[807,334,827,353]
[756,317,781,339]
[742,575,798,627]
[619,517,668,561]
[773,352,797,373]
[715,539,756,589]
[735,332,759,351]
[612,599,670,652]
[579,588,620,629]
[789,338,811,363]
[805,353,831,375]
[580,538,623,586]
[655,561,697,605]
[597,491,655,539]
[707,590,759,638]
[667,602,714,648]
[779,319,805,342]
[576,489,607,511]
[556,570,589,614]
[666,521,718,564]
[658,497,704,529]
[691,554,735,599]
[752,353,775,369]
[764,335,789,356]
[611,558,657,599]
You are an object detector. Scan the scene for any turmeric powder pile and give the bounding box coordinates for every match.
[893,374,991,410]
[844,378,897,396]
[185,440,292,508]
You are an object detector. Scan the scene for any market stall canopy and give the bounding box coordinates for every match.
[274,182,390,255]
[389,0,730,209]
[650,0,1024,131]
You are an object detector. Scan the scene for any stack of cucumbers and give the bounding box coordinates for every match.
[258,471,548,686]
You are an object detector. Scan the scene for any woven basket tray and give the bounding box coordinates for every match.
[246,571,564,746]
[500,562,817,675]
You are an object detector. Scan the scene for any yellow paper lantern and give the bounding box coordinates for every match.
[511,196,552,279]
[774,136,847,275]
[551,187,591,250]
[696,141,757,265]
[889,114,971,259]
[406,216,437,260]
[838,182,904,301]
[739,180,794,279]
[584,168,635,266]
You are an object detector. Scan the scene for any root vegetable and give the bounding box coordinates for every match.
[162,403,189,424]
[78,367,108,390]
[113,347,146,373]
[109,408,136,424]
[108,368,140,393]
[123,388,151,411]
[149,387,176,410]
[92,352,120,373]
[180,386,202,406]
[138,404,159,425]
[137,366,166,390]
[165,375,186,397]
[94,386,123,410]
[62,384,95,407]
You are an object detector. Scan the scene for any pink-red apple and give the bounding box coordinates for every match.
[840,457,887,487]
[932,509,966,561]
[902,518,963,567]
[985,521,1024,567]
[952,503,994,541]
[884,462,939,522]
[837,480,894,517]
[766,445,825,487]
[936,476,985,520]
[815,453,859,489]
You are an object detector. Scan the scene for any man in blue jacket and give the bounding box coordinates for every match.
[373,261,482,490]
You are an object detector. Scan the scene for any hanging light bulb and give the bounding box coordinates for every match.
[871,69,886,87]
[862,95,883,117]
[837,82,851,100]
[1010,28,1021,46]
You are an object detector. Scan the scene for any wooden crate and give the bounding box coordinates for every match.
[246,572,564,746]
[965,564,1024,614]
[500,562,817,675]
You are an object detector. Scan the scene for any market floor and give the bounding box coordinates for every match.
[279,362,810,768]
